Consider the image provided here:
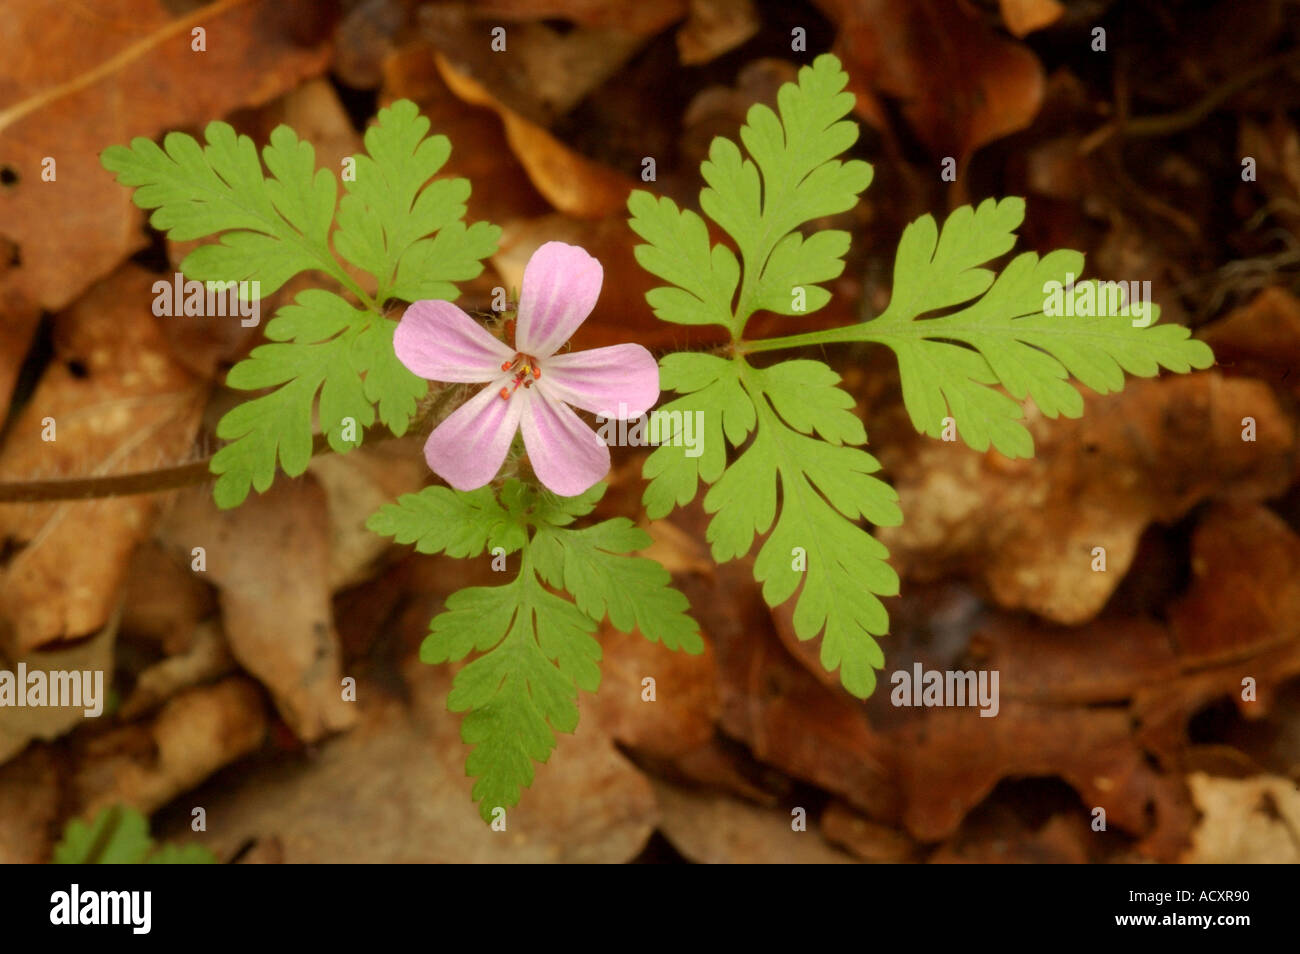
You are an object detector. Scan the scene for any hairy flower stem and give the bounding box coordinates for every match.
[0,384,462,504]
[736,325,866,355]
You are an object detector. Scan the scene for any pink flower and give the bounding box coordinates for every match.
[393,242,659,496]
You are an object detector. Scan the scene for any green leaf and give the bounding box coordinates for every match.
[717,361,899,696]
[629,53,871,337]
[209,290,395,508]
[642,352,754,519]
[367,484,527,557]
[53,805,216,864]
[634,54,1215,701]
[335,100,501,303]
[102,121,340,296]
[389,220,502,303]
[533,518,704,653]
[103,100,502,508]
[53,805,153,864]
[632,54,900,697]
[424,563,600,820]
[389,480,702,819]
[645,348,899,697]
[146,843,220,864]
[627,191,740,332]
[853,197,1217,456]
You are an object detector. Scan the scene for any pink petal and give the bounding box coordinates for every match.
[540,344,660,418]
[520,389,610,497]
[515,242,603,358]
[423,379,522,490]
[394,299,513,383]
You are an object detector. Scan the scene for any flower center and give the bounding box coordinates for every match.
[497,352,542,400]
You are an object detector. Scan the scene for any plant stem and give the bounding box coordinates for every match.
[0,383,462,504]
[334,268,379,313]
[736,322,870,355]
[0,431,334,503]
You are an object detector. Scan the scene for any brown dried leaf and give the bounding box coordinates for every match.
[435,52,639,220]
[307,438,428,591]
[816,0,1045,163]
[383,39,551,227]
[676,0,760,66]
[0,609,118,765]
[1181,772,1300,863]
[877,372,1296,624]
[419,5,651,125]
[0,265,206,653]
[120,539,216,655]
[0,745,60,863]
[1170,503,1300,663]
[72,676,267,818]
[998,0,1065,38]
[156,664,658,862]
[333,0,407,89]
[156,480,357,742]
[652,778,856,863]
[820,800,917,862]
[0,291,40,424]
[0,0,333,311]
[1200,286,1300,395]
[426,1,686,44]
[590,623,718,758]
[930,810,1090,864]
[119,619,234,720]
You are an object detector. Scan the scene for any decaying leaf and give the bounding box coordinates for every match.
[0,607,118,765]
[652,778,856,863]
[0,265,205,654]
[155,664,658,862]
[434,52,639,220]
[0,0,333,310]
[876,372,1294,625]
[157,480,356,742]
[119,620,235,720]
[1182,772,1300,863]
[816,0,1045,164]
[72,676,267,818]
[0,745,60,863]
[676,0,760,66]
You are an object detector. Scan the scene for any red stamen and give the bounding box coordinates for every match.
[497,353,541,399]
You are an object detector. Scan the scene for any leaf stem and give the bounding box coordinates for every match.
[735,323,870,355]
[330,266,379,313]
